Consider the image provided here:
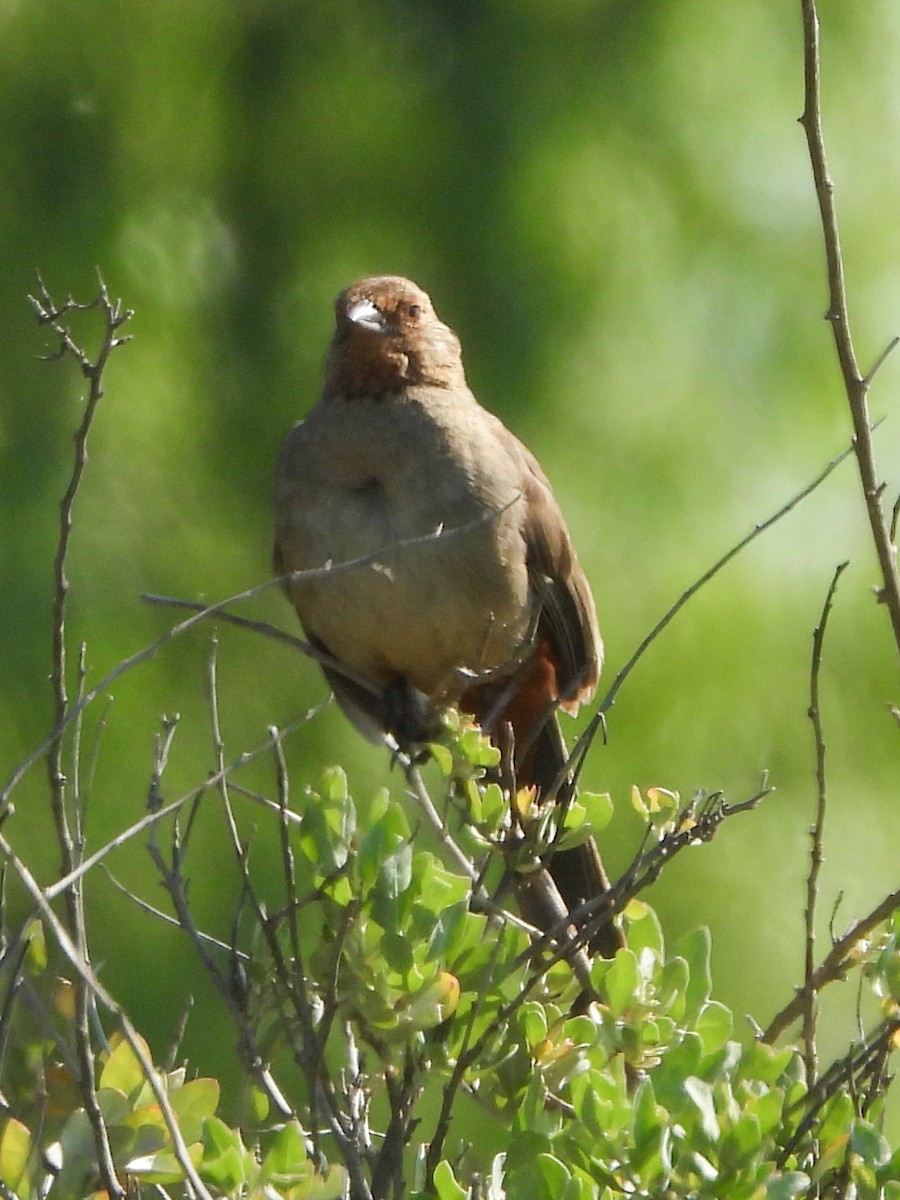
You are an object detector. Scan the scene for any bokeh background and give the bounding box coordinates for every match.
[2,0,899,1115]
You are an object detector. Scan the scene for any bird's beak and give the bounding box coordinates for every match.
[346,297,387,334]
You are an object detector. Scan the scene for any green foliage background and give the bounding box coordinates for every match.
[1,0,899,1109]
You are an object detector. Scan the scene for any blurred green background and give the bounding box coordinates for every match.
[2,0,899,1113]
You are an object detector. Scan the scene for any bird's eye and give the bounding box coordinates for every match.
[407,303,421,319]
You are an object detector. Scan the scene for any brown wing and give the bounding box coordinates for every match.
[518,446,602,711]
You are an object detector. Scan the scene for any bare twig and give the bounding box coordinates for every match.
[806,561,849,1089]
[32,273,133,1199]
[799,0,900,656]
[561,782,769,963]
[102,865,248,960]
[2,576,295,806]
[44,713,309,899]
[764,883,900,1043]
[802,561,848,1084]
[144,694,297,1126]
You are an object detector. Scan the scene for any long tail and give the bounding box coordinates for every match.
[517,713,623,960]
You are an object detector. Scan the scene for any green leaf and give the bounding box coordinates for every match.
[851,1118,891,1168]
[430,741,454,776]
[630,785,649,820]
[537,1153,572,1195]
[676,928,712,1021]
[459,725,501,767]
[372,841,414,927]
[739,1041,795,1086]
[414,853,470,911]
[633,1078,662,1152]
[657,954,689,1017]
[720,1111,762,1173]
[23,917,47,973]
[520,1002,548,1049]
[622,899,664,960]
[99,1033,147,1098]
[653,1031,702,1110]
[570,1071,613,1138]
[200,1116,250,1190]
[96,1086,132,1125]
[695,1000,733,1055]
[297,790,353,877]
[128,1142,204,1184]
[169,1077,220,1144]
[554,800,594,851]
[378,843,413,900]
[427,900,470,961]
[479,781,507,828]
[259,1120,313,1185]
[604,948,639,1017]
[683,1076,720,1142]
[54,1110,96,1198]
[433,1159,468,1200]
[765,1171,811,1199]
[248,1086,269,1124]
[381,930,415,973]
[746,1089,786,1139]
[320,765,348,803]
[0,1118,31,1198]
[360,796,410,885]
[580,790,613,833]
[405,971,460,1028]
[563,1013,598,1047]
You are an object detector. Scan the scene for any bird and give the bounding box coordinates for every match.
[273,275,620,959]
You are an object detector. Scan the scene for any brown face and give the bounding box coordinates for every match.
[336,276,435,342]
[325,275,465,398]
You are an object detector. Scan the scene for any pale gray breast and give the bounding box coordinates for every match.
[274,389,534,695]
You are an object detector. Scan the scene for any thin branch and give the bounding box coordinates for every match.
[779,1014,900,1166]
[802,561,848,1085]
[44,715,309,900]
[403,762,557,941]
[593,437,856,725]
[3,512,512,810]
[764,883,900,1043]
[799,0,900,655]
[32,272,133,1200]
[102,865,249,960]
[2,575,296,807]
[143,696,297,1126]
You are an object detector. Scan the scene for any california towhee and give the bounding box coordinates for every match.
[274,276,619,958]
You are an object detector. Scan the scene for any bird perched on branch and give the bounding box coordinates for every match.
[273,275,620,959]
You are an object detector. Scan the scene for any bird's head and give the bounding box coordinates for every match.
[324,276,466,397]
